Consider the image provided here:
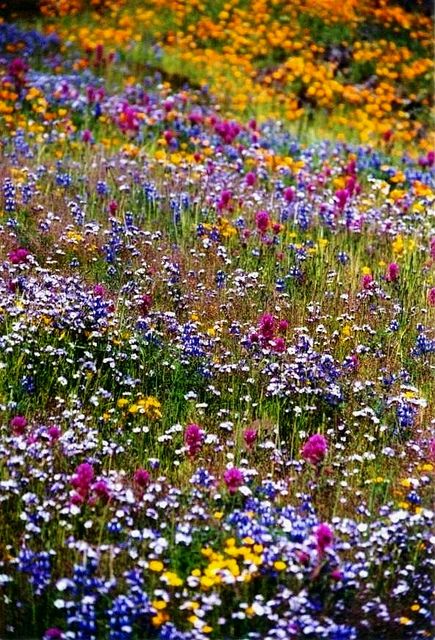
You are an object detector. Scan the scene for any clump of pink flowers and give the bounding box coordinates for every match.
[8,247,30,265]
[315,522,334,556]
[301,434,328,465]
[10,415,27,436]
[184,423,204,457]
[255,210,270,233]
[224,467,244,494]
[71,462,94,504]
[386,262,399,282]
[134,468,150,488]
[243,428,257,449]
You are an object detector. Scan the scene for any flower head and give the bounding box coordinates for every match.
[301,434,328,465]
[184,423,204,457]
[224,467,244,494]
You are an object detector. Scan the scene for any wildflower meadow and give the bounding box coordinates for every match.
[0,1,433,639]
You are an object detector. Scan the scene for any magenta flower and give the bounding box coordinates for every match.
[82,129,93,143]
[108,200,118,215]
[335,188,349,209]
[272,337,286,353]
[301,434,328,465]
[71,462,94,498]
[255,210,270,233]
[92,480,110,502]
[283,187,295,203]
[245,171,256,186]
[184,423,204,457]
[243,428,257,449]
[93,284,107,297]
[386,262,399,282]
[224,467,244,494]
[258,313,275,340]
[8,248,30,264]
[429,439,435,461]
[10,415,27,436]
[43,628,63,640]
[134,468,150,487]
[141,293,153,315]
[361,274,374,289]
[428,287,435,306]
[278,319,289,333]
[47,426,61,441]
[315,522,334,555]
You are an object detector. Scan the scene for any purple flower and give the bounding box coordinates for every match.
[184,423,204,457]
[301,434,328,465]
[243,428,257,449]
[8,248,30,265]
[255,210,270,233]
[71,462,94,499]
[134,468,150,487]
[315,522,334,555]
[10,415,27,436]
[245,171,256,186]
[224,467,244,494]
[386,262,399,282]
[43,628,63,640]
[258,313,275,340]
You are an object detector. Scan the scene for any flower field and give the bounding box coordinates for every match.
[0,1,434,639]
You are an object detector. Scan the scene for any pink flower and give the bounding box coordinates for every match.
[255,210,270,233]
[386,262,399,282]
[224,467,244,494]
[43,628,63,640]
[93,284,107,297]
[258,313,275,340]
[10,415,27,435]
[134,468,150,487]
[278,319,289,333]
[141,294,153,315]
[315,522,334,555]
[71,462,94,498]
[108,200,118,215]
[361,274,374,290]
[301,434,328,465]
[272,337,286,353]
[428,287,435,307]
[8,248,30,264]
[245,172,256,186]
[283,187,295,203]
[92,480,110,502]
[243,428,257,449]
[48,426,61,441]
[335,188,349,209]
[429,439,435,461]
[184,423,204,457]
[82,129,93,143]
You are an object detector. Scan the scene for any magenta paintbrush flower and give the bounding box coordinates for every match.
[184,423,204,457]
[301,434,328,465]
[224,467,244,494]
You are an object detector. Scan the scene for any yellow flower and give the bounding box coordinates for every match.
[151,611,169,626]
[117,398,128,408]
[149,560,164,572]
[162,571,183,587]
[341,325,352,339]
[392,235,404,255]
[361,266,371,276]
[274,560,286,571]
[152,600,167,610]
